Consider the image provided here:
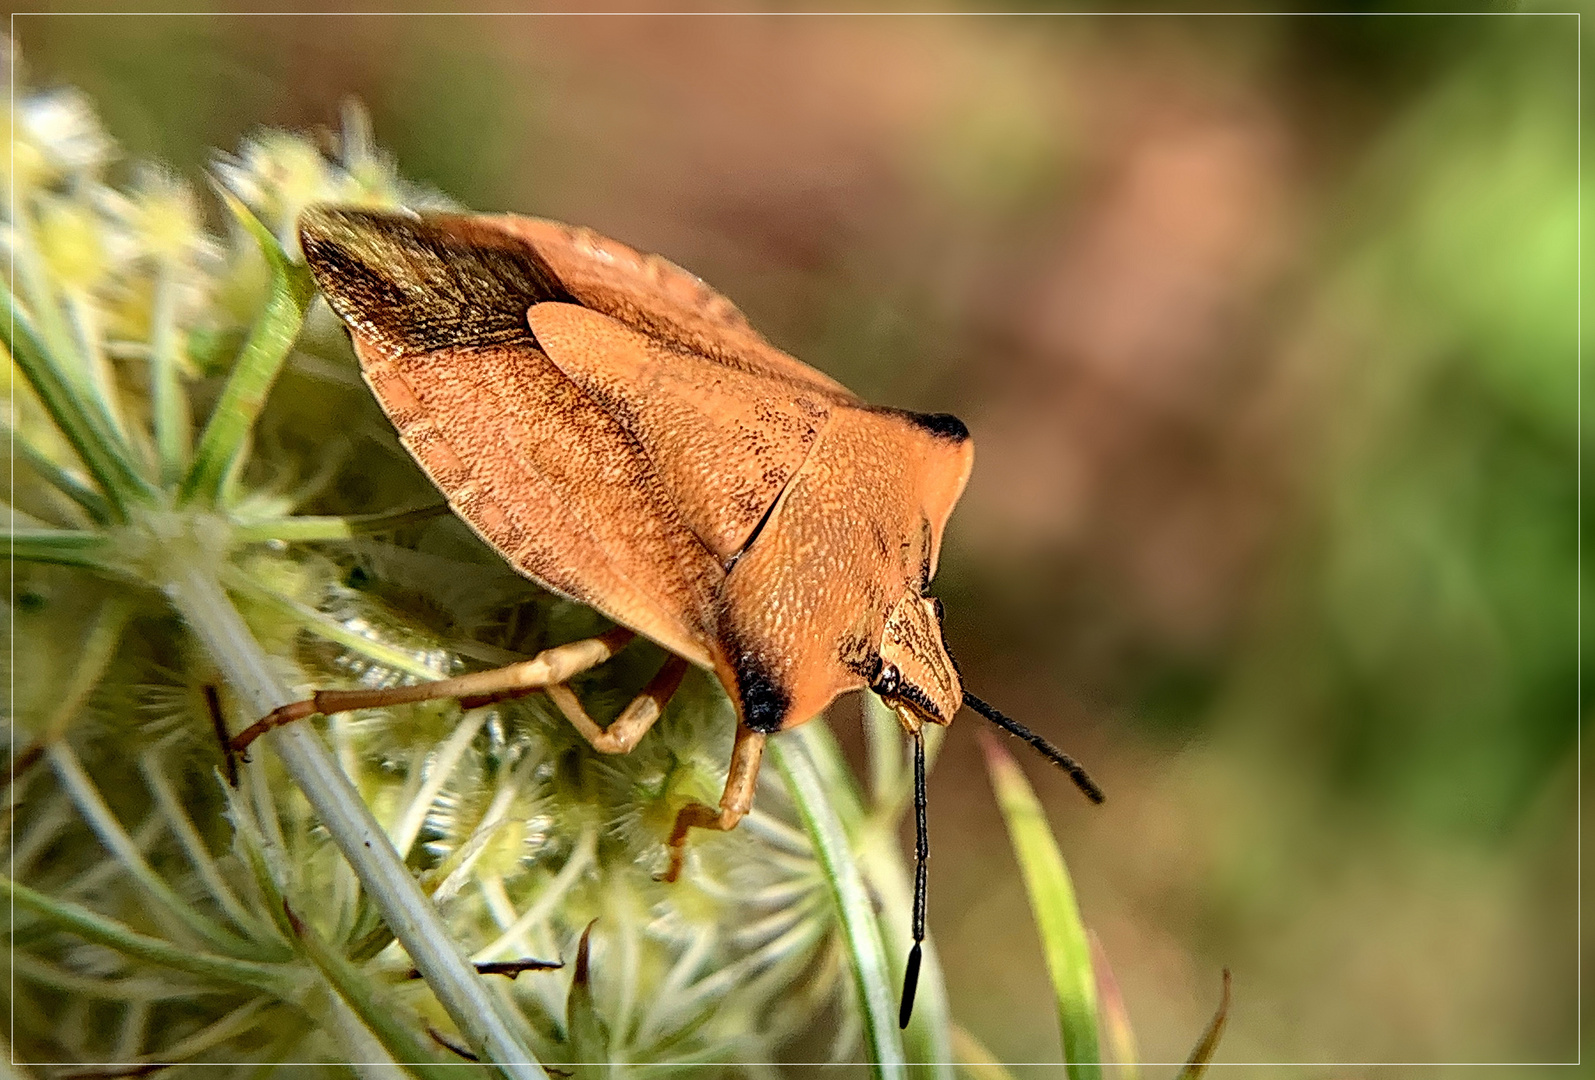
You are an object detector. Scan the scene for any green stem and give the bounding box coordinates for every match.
[162,564,546,1080]
[282,902,457,1080]
[4,281,155,516]
[142,996,275,1066]
[771,728,905,1078]
[234,504,451,543]
[11,952,214,1002]
[10,197,89,395]
[7,424,112,522]
[149,259,192,485]
[7,528,120,573]
[66,288,130,442]
[4,876,295,997]
[179,189,315,506]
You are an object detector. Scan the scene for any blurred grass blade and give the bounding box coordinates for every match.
[1089,930,1139,1080]
[979,731,1100,1079]
[771,729,906,1078]
[181,186,315,505]
[1174,969,1231,1080]
[5,281,154,516]
[803,710,952,1074]
[281,901,456,1080]
[867,693,947,825]
[950,1024,1022,1080]
[795,717,868,826]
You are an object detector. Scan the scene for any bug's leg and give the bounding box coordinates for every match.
[544,655,690,754]
[231,627,636,752]
[659,723,766,883]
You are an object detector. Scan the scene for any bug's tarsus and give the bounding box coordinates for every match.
[659,725,766,883]
[230,699,316,753]
[899,727,929,1029]
[963,691,1104,804]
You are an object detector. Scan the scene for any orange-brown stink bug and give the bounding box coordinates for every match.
[233,207,1103,1027]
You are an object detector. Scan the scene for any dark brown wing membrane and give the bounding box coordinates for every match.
[300,207,573,356]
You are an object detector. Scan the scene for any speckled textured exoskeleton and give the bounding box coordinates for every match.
[236,207,1102,1026]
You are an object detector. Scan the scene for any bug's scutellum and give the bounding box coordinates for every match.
[233,207,1104,1028]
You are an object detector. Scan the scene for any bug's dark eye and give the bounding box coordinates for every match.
[929,597,945,621]
[872,661,901,698]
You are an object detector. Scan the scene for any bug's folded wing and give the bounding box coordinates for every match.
[491,216,858,401]
[528,302,836,562]
[359,337,722,669]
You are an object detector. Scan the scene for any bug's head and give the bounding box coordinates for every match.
[870,592,961,731]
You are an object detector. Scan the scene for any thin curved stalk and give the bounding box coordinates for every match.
[1175,969,1231,1080]
[33,596,132,745]
[4,877,294,997]
[5,281,155,515]
[48,742,273,961]
[148,260,192,484]
[7,528,119,572]
[234,504,451,543]
[770,727,905,1078]
[7,424,112,521]
[180,189,315,506]
[138,750,276,943]
[163,565,547,1079]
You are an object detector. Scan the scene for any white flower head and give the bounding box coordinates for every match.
[215,102,453,257]
[99,165,222,271]
[212,130,334,253]
[9,87,116,191]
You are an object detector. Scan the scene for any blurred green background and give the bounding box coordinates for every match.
[13,6,1583,1071]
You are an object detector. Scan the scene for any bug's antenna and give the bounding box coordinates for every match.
[963,691,1105,804]
[899,727,928,1029]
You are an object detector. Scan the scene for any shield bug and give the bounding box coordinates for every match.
[233,206,1104,1027]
